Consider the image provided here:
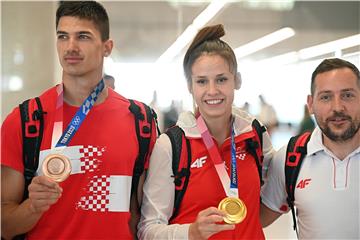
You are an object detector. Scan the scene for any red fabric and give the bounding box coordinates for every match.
[170,132,265,240]
[1,87,156,239]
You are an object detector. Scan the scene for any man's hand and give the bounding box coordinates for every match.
[28,176,63,213]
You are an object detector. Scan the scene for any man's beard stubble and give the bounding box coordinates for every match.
[317,111,360,142]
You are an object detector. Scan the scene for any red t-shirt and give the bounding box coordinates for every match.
[170,131,265,240]
[1,86,156,239]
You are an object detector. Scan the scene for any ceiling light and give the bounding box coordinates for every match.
[244,0,295,11]
[255,34,360,66]
[9,75,24,91]
[298,34,360,60]
[156,0,227,63]
[235,27,295,59]
[257,51,298,66]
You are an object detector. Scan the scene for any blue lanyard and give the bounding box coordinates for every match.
[56,79,105,147]
[230,126,238,191]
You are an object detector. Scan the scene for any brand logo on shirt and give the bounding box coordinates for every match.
[296,178,312,189]
[191,156,207,168]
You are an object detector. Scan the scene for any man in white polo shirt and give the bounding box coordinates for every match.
[261,58,360,239]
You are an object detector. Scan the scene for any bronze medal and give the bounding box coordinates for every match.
[42,154,71,182]
[218,197,247,224]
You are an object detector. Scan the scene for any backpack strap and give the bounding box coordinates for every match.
[165,126,191,222]
[245,119,266,186]
[19,97,46,201]
[128,99,158,209]
[285,131,311,236]
[151,108,161,136]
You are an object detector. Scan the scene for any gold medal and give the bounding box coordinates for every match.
[218,197,247,224]
[42,154,71,182]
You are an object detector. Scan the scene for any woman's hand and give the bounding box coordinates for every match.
[188,207,235,240]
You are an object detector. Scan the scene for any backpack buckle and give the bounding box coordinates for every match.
[140,122,151,138]
[286,152,301,167]
[25,122,40,138]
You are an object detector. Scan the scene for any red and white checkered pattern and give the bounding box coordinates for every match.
[79,145,104,172]
[77,175,132,212]
[77,175,110,212]
[236,147,247,161]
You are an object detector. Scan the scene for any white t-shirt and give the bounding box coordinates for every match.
[261,127,360,239]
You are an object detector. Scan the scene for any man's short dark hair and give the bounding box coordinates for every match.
[56,1,110,41]
[311,58,360,95]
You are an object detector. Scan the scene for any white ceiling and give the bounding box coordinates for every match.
[102,1,360,63]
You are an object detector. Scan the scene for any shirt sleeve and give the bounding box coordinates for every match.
[138,133,190,240]
[261,145,289,213]
[1,106,23,173]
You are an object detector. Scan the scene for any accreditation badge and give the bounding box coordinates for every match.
[42,153,71,182]
[218,197,247,224]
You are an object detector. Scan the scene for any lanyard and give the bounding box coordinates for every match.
[196,115,238,198]
[51,79,105,148]
[230,127,238,196]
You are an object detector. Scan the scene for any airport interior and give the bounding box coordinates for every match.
[1,1,360,239]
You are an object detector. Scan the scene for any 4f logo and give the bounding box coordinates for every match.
[296,179,311,189]
[191,156,207,168]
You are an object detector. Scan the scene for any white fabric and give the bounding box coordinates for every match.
[107,176,132,212]
[39,146,102,175]
[39,146,132,212]
[138,108,274,239]
[261,127,360,239]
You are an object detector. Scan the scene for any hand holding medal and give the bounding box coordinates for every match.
[189,207,235,239]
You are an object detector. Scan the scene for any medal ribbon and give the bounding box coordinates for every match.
[197,115,238,197]
[51,84,64,148]
[230,127,239,197]
[51,79,105,148]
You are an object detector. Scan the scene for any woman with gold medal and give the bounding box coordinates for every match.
[138,24,275,239]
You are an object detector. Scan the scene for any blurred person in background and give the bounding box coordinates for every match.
[240,101,250,113]
[297,104,315,134]
[257,94,278,135]
[261,58,360,239]
[149,90,164,132]
[163,100,180,131]
[138,24,275,240]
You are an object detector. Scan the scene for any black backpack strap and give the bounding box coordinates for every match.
[252,119,265,149]
[151,108,161,136]
[128,99,157,209]
[19,97,45,201]
[165,126,191,221]
[245,119,266,186]
[285,131,311,237]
